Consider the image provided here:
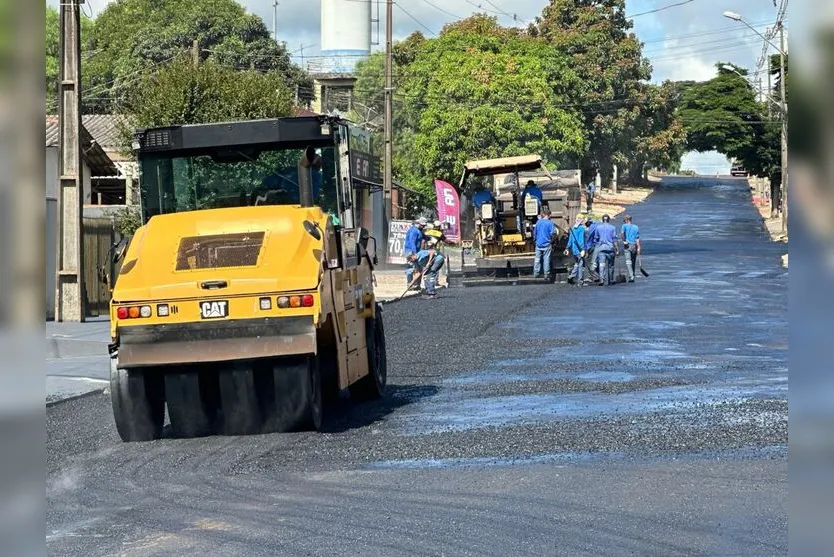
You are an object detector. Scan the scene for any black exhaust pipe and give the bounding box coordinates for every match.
[298,146,321,208]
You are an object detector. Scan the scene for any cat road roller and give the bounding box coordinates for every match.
[107,115,388,441]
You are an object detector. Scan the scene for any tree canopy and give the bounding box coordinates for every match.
[353,15,588,203]
[45,0,311,114]
[46,4,94,111]
[532,0,657,189]
[674,62,783,212]
[125,57,294,131]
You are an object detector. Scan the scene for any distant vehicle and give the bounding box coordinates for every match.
[730,164,748,177]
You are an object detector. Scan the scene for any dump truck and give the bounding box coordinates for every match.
[454,155,581,285]
[107,115,388,441]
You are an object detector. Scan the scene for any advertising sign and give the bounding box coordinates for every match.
[349,149,382,186]
[386,219,413,264]
[434,179,461,243]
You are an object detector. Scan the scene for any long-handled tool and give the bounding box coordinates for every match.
[638,254,649,277]
[398,252,435,299]
[614,251,627,284]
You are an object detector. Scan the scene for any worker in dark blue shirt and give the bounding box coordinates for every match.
[620,214,641,282]
[592,214,620,286]
[532,208,555,279]
[403,217,427,288]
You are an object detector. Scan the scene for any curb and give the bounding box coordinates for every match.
[46,387,106,408]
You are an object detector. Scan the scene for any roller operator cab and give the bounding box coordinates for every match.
[108,116,387,442]
[459,155,581,283]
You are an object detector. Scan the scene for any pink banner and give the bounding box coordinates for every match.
[434,179,461,243]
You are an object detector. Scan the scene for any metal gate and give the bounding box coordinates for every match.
[82,217,118,317]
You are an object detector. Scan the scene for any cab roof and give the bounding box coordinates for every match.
[133,115,348,156]
[463,155,543,175]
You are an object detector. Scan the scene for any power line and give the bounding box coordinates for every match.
[418,0,466,20]
[626,0,695,18]
[482,0,529,25]
[394,2,437,36]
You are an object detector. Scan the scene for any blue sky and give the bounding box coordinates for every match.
[57,0,787,173]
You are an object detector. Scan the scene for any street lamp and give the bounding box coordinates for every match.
[722,12,785,55]
[719,64,782,113]
[723,10,788,234]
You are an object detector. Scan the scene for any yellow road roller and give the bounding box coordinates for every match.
[107,116,387,441]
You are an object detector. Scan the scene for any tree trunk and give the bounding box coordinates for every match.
[769,172,781,219]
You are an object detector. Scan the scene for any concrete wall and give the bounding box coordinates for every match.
[46,147,58,320]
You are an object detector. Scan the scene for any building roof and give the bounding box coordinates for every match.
[46,115,119,177]
[81,114,128,151]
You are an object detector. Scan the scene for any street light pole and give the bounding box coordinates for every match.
[383,0,393,248]
[723,11,788,233]
[778,22,788,234]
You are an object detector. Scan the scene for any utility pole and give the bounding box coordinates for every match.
[383,0,393,248]
[56,0,85,322]
[272,1,279,43]
[779,22,788,235]
[192,39,200,68]
[766,61,773,118]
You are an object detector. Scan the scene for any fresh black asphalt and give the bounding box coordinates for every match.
[47,176,787,556]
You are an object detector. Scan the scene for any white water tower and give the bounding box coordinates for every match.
[320,0,372,73]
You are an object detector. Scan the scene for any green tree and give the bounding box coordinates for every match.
[46,3,95,111]
[352,35,431,216]
[676,64,761,159]
[532,0,652,191]
[124,56,294,130]
[625,81,687,181]
[676,63,781,211]
[399,15,587,201]
[75,0,310,113]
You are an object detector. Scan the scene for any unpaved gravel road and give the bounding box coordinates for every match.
[47,177,787,556]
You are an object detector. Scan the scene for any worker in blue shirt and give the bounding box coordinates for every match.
[518,180,543,233]
[620,214,642,282]
[586,180,596,212]
[472,184,496,209]
[592,214,620,286]
[584,217,601,281]
[565,216,587,285]
[532,208,555,279]
[409,246,445,299]
[521,180,543,206]
[403,217,427,288]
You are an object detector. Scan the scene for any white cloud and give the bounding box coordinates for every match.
[49,0,787,83]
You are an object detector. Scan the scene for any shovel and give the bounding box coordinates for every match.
[614,253,627,284]
[638,254,650,277]
[398,253,434,299]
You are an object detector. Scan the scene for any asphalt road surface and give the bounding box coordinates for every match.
[47,177,788,556]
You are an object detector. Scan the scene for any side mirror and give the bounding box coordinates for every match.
[303,220,322,241]
[357,227,370,250]
[110,237,129,265]
[357,228,378,266]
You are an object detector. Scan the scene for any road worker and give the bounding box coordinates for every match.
[620,214,642,282]
[403,217,427,289]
